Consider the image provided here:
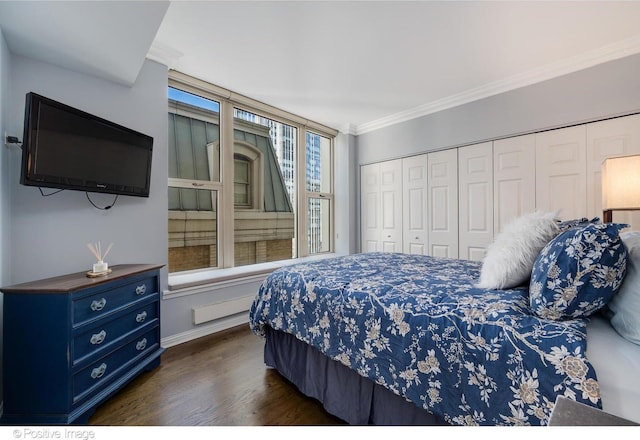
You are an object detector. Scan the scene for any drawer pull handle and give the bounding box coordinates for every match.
[90,298,107,312]
[136,338,148,351]
[91,363,107,379]
[135,285,147,295]
[90,330,107,345]
[136,311,147,323]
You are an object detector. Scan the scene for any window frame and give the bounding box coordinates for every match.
[168,71,337,274]
[304,130,334,255]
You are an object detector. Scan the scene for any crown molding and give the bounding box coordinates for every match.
[339,123,358,136]
[146,41,183,68]
[355,35,640,136]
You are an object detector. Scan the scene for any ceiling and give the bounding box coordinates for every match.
[2,1,640,134]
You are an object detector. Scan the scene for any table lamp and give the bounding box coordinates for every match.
[602,154,640,223]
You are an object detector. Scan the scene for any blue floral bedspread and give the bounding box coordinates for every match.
[249,252,601,426]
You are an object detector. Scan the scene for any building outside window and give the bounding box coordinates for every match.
[167,73,335,274]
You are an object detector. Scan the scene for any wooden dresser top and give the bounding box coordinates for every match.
[1,264,164,294]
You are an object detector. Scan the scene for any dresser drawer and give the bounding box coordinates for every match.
[73,275,158,325]
[73,329,159,403]
[73,301,159,364]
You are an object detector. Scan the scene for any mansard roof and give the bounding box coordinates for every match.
[168,100,293,213]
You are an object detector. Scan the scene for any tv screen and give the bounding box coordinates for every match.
[20,92,153,197]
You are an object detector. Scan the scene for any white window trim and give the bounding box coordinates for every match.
[165,252,344,297]
[170,70,338,138]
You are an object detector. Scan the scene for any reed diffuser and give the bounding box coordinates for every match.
[87,241,113,274]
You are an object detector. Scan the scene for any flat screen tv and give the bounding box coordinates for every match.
[20,92,153,197]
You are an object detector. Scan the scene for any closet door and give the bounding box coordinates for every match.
[379,159,403,252]
[458,142,493,261]
[586,114,640,229]
[428,149,458,258]
[493,134,536,233]
[535,126,587,220]
[403,154,429,254]
[360,162,381,252]
[360,160,403,253]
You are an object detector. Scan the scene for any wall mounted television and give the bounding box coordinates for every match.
[20,92,153,197]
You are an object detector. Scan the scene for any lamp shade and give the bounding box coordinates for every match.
[602,155,640,210]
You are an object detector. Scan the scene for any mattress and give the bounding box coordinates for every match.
[586,316,640,424]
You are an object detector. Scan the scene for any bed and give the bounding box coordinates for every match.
[249,214,640,426]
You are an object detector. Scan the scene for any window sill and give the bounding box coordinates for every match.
[165,253,343,297]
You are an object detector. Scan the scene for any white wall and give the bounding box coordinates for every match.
[0,12,10,284]
[6,55,168,288]
[334,132,357,255]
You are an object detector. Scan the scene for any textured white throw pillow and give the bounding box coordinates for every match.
[476,211,559,290]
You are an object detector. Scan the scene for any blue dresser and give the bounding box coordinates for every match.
[1,264,165,425]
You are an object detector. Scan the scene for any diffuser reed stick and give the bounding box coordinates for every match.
[102,242,113,261]
[87,241,113,262]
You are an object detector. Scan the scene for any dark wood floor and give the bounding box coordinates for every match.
[88,324,346,426]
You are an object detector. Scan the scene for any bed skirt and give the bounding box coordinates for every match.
[264,326,447,425]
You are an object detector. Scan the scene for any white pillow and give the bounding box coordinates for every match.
[476,211,559,290]
[607,231,640,345]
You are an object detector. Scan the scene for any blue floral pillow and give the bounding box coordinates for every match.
[529,222,628,320]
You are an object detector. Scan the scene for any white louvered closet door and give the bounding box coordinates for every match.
[493,134,536,234]
[535,126,587,220]
[458,142,493,261]
[428,149,458,258]
[402,154,429,255]
[586,114,640,230]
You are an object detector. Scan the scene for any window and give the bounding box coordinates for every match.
[234,155,251,207]
[168,72,336,275]
[306,132,333,254]
[168,88,221,273]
